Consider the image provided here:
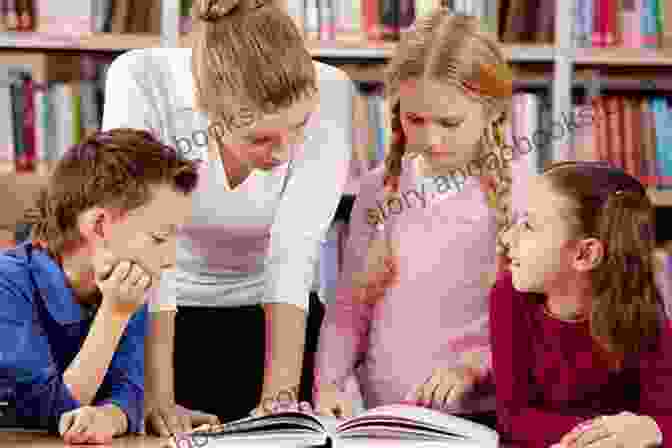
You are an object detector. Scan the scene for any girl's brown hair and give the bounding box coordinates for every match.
[543,161,665,367]
[191,0,316,124]
[354,10,515,302]
[31,128,199,257]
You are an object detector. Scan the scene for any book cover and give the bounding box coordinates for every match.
[379,0,400,40]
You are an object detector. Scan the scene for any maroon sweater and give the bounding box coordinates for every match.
[490,271,672,447]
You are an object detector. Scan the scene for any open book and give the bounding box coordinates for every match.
[171,404,499,448]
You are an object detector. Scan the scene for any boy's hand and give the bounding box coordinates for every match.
[59,405,125,444]
[556,412,662,448]
[314,382,354,418]
[94,253,152,318]
[145,403,220,436]
[405,366,480,411]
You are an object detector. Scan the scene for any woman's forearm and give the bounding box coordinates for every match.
[261,303,307,401]
[145,310,177,408]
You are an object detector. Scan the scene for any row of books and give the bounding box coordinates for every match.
[0,57,113,174]
[6,0,162,34]
[572,95,672,188]
[572,0,668,48]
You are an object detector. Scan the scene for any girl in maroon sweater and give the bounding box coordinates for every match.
[490,161,672,448]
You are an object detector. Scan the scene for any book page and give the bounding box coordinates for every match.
[335,404,498,446]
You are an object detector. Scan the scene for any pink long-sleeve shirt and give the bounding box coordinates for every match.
[315,156,499,415]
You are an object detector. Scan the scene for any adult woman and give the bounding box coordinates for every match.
[102,0,352,434]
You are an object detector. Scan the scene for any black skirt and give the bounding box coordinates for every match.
[173,292,325,423]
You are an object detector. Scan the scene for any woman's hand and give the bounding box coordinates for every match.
[59,405,126,445]
[405,366,480,410]
[250,385,315,417]
[314,382,354,418]
[145,402,220,436]
[555,412,662,448]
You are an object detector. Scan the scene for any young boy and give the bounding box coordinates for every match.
[0,128,199,444]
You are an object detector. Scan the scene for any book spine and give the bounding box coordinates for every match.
[5,0,17,29]
[0,69,15,174]
[380,0,400,40]
[399,0,415,31]
[9,73,25,172]
[304,0,319,40]
[21,74,36,172]
[33,83,49,174]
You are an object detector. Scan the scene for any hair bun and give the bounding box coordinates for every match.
[195,0,266,21]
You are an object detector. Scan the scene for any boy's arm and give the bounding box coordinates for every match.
[0,280,81,430]
[94,304,148,435]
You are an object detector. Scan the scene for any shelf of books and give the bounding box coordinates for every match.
[0,32,163,51]
[3,0,672,250]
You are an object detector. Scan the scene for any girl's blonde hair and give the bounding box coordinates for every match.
[354,10,515,303]
[191,0,316,123]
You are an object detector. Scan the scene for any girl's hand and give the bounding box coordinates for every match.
[59,405,123,444]
[405,366,480,410]
[314,382,354,418]
[555,412,662,448]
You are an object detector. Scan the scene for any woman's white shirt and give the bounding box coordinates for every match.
[101,48,352,311]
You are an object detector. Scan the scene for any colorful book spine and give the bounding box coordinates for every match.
[651,97,667,187]
[9,72,25,172]
[21,74,36,172]
[33,82,50,174]
[0,70,15,173]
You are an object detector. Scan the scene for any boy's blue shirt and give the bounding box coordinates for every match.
[0,242,146,433]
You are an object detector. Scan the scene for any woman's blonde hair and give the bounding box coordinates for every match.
[354,10,515,303]
[191,0,316,124]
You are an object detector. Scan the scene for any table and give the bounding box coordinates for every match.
[0,431,172,447]
[0,431,522,447]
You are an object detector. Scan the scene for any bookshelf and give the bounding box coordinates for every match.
[1,0,672,210]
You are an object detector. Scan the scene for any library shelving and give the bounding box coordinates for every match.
[2,0,672,211]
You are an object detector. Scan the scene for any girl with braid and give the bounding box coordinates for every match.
[313,10,516,428]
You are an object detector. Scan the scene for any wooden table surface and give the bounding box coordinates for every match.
[0,431,522,447]
[0,431,173,447]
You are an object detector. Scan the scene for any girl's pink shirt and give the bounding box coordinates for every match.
[315,157,499,414]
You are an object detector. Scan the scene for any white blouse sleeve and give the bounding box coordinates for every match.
[264,64,353,310]
[101,50,177,312]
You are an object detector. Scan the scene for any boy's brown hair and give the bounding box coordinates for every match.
[543,161,665,369]
[31,128,200,256]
